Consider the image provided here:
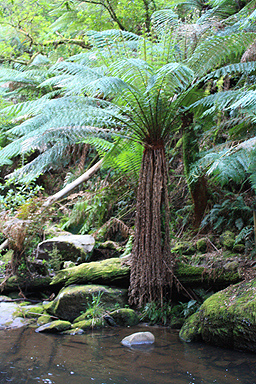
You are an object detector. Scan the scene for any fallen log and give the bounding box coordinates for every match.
[43,158,103,207]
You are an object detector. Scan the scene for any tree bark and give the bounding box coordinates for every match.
[128,145,174,307]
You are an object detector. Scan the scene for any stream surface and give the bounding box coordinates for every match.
[1,324,256,384]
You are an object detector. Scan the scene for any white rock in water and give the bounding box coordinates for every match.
[121,331,155,347]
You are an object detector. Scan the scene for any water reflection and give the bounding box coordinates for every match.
[0,326,256,384]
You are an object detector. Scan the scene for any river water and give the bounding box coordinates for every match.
[1,325,256,384]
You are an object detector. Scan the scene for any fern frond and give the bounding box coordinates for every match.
[189,32,256,77]
[190,137,256,186]
[151,8,179,32]
[206,61,256,80]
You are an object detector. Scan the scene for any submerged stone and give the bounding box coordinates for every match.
[121,331,155,347]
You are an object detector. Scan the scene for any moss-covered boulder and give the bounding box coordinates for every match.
[45,284,127,322]
[179,279,256,353]
[71,318,105,331]
[51,258,130,288]
[109,308,139,326]
[179,312,202,342]
[219,231,235,250]
[35,320,71,333]
[171,241,195,255]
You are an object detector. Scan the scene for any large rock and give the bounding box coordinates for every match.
[45,284,128,322]
[179,279,256,353]
[50,257,130,288]
[36,235,95,263]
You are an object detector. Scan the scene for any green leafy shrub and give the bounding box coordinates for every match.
[201,194,252,233]
[0,181,43,213]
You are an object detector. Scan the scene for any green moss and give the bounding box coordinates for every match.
[22,305,45,319]
[36,320,71,333]
[109,308,139,326]
[51,257,130,287]
[196,238,207,253]
[220,231,235,250]
[71,318,105,330]
[37,314,52,325]
[1,250,13,263]
[179,312,201,342]
[171,241,195,255]
[175,263,205,284]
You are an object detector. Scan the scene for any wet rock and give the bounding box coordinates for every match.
[121,331,155,347]
[0,302,30,329]
[45,284,127,322]
[179,312,202,342]
[51,257,130,288]
[179,278,256,353]
[63,261,76,269]
[36,235,95,263]
[36,320,71,333]
[71,318,105,330]
[63,328,84,335]
[37,314,52,326]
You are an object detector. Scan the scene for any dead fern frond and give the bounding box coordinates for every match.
[93,217,134,241]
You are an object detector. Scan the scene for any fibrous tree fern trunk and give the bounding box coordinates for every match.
[129,144,174,307]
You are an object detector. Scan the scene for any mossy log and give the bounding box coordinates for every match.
[50,257,241,290]
[0,275,52,293]
[50,258,130,288]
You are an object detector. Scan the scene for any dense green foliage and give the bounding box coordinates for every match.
[1,0,256,306]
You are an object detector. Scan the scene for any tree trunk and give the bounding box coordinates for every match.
[182,112,208,228]
[128,145,174,307]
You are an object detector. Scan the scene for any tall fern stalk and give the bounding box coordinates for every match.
[129,144,174,306]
